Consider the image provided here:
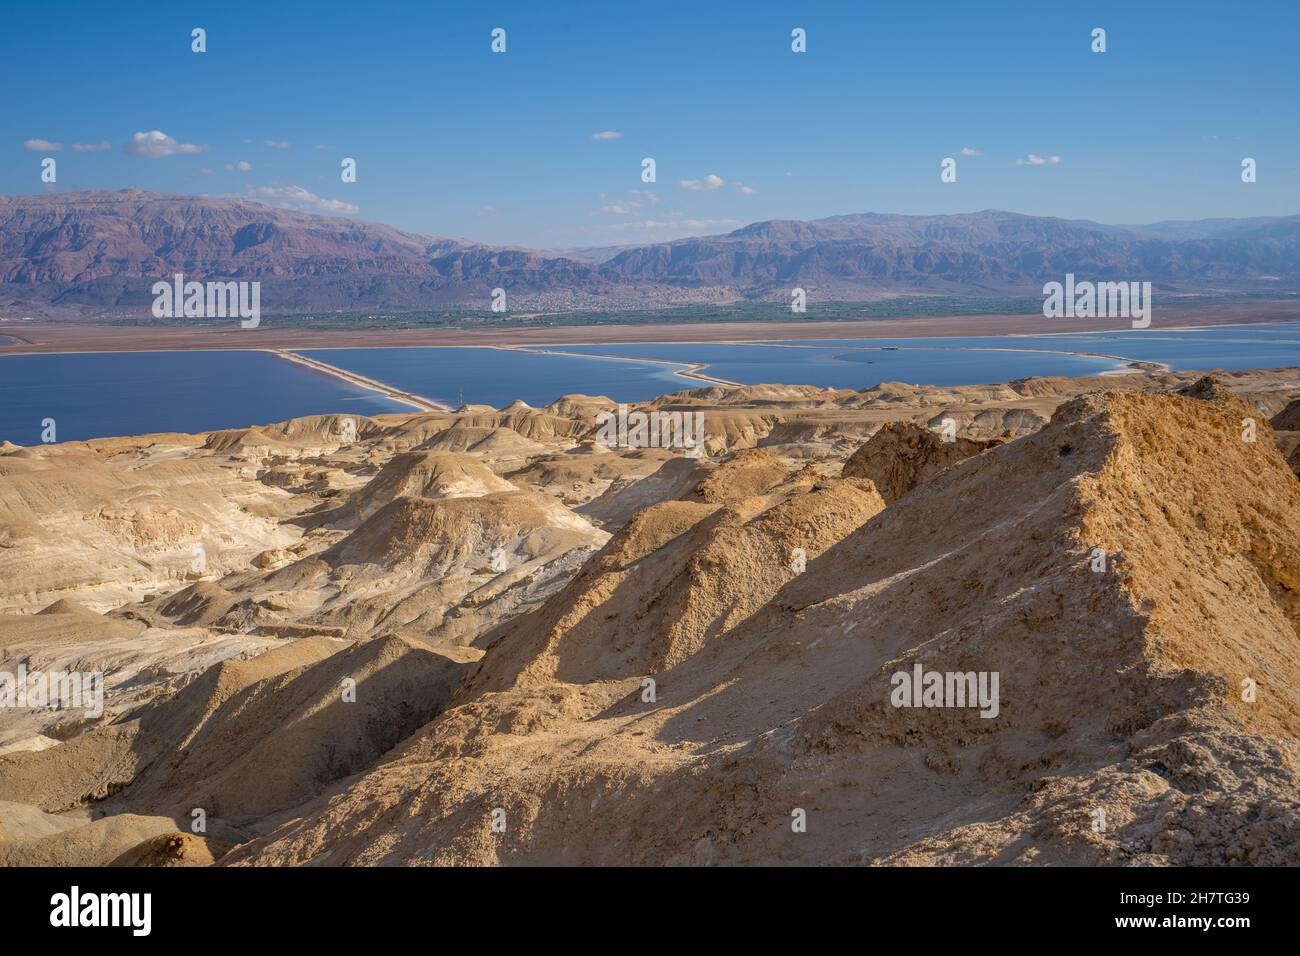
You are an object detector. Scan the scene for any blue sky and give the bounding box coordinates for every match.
[3,0,1297,248]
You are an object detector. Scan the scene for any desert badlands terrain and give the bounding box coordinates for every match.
[1,367,1299,866]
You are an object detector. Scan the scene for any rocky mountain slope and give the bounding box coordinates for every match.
[0,191,619,316]
[2,192,1297,318]
[1,364,1298,866]
[599,210,1300,296]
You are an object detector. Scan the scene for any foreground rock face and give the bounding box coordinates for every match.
[1,367,1299,866]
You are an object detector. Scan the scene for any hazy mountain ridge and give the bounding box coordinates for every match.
[601,210,1300,290]
[1,191,1298,319]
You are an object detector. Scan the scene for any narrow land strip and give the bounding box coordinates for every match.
[269,349,450,412]
[499,344,743,388]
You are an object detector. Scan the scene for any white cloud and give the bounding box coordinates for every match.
[225,161,253,171]
[23,139,61,151]
[734,182,758,195]
[1016,153,1061,166]
[124,130,207,157]
[593,189,662,217]
[680,174,724,191]
[959,147,983,157]
[195,167,214,176]
[609,218,740,232]
[475,205,497,216]
[264,139,291,149]
[72,140,112,152]
[250,185,359,215]
[589,131,623,141]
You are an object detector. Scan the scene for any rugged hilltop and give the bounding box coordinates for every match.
[1,365,1298,865]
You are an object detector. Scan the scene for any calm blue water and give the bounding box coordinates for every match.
[529,342,1118,389]
[3,324,1300,444]
[542,322,1300,386]
[772,323,1300,374]
[0,350,409,445]
[295,347,690,407]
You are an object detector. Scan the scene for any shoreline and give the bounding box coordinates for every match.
[4,313,1293,418]
[0,338,1165,407]
[276,345,745,410]
[521,342,1171,377]
[497,344,744,388]
[1,301,1295,356]
[0,326,1261,411]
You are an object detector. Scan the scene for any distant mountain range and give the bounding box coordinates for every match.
[2,190,1298,320]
